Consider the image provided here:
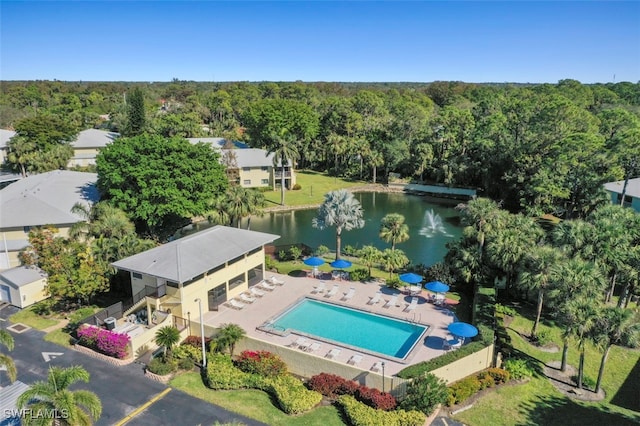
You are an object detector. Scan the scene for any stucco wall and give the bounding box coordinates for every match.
[1,226,73,270]
[430,345,495,384]
[16,277,49,308]
[239,168,271,188]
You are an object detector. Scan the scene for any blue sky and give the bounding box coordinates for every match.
[1,1,639,83]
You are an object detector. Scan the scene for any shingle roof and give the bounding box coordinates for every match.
[0,266,47,289]
[0,129,16,149]
[112,225,280,283]
[604,178,640,199]
[71,128,119,149]
[0,170,99,228]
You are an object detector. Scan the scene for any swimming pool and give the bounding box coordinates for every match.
[269,298,428,359]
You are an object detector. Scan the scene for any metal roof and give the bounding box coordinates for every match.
[604,178,640,199]
[0,380,30,421]
[186,137,249,149]
[112,225,280,283]
[71,128,119,148]
[0,266,47,289]
[0,170,99,228]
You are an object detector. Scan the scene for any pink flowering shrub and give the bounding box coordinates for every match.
[235,350,287,378]
[77,325,130,359]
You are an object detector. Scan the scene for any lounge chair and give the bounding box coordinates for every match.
[404,297,418,312]
[270,276,285,286]
[289,336,309,349]
[250,286,266,297]
[383,294,398,308]
[226,299,246,310]
[260,280,276,291]
[306,342,322,352]
[367,291,382,305]
[239,293,256,304]
[347,354,363,365]
[312,281,326,294]
[370,361,383,372]
[341,287,356,301]
[324,284,340,298]
[325,348,341,359]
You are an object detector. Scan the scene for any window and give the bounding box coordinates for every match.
[132,272,143,280]
[228,273,245,291]
[242,167,250,172]
[243,179,251,185]
[261,166,268,171]
[261,179,269,185]
[229,255,244,265]
[23,226,30,233]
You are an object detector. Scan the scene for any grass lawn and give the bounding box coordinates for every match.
[170,372,344,426]
[263,170,364,207]
[9,308,59,330]
[453,309,640,425]
[44,329,73,348]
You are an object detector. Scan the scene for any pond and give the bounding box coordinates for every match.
[242,192,464,266]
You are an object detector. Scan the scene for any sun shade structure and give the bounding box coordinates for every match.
[303,257,326,267]
[425,281,450,293]
[399,272,423,284]
[330,259,352,269]
[448,322,479,338]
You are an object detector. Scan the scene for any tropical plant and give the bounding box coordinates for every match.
[17,365,102,426]
[268,130,300,206]
[379,213,410,250]
[215,323,246,357]
[154,326,181,362]
[312,189,365,260]
[0,329,17,383]
[357,245,382,277]
[591,307,640,393]
[399,373,448,416]
[380,248,409,278]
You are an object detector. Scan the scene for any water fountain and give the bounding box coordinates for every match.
[419,209,453,238]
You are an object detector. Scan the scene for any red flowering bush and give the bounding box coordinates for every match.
[307,373,358,398]
[235,350,287,378]
[77,325,130,359]
[307,373,396,410]
[355,386,397,411]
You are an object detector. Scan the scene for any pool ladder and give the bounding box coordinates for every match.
[408,313,422,325]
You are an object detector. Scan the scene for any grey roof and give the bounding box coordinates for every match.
[0,129,16,149]
[112,225,280,283]
[0,266,47,289]
[187,137,248,149]
[233,148,274,168]
[0,380,30,420]
[72,128,119,149]
[604,178,640,199]
[0,170,99,228]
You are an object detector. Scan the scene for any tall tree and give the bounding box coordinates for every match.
[592,307,639,394]
[312,190,365,260]
[357,245,382,278]
[0,329,16,384]
[380,248,409,279]
[268,130,300,206]
[123,87,146,136]
[17,365,102,426]
[96,134,228,239]
[215,323,246,358]
[379,213,410,250]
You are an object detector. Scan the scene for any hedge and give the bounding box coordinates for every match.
[307,373,396,410]
[204,353,321,414]
[236,350,288,378]
[446,367,510,406]
[337,395,425,426]
[77,325,130,359]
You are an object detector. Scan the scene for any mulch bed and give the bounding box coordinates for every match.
[543,361,605,402]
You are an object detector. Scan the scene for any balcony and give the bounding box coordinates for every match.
[274,171,292,178]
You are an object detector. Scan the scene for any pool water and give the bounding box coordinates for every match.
[271,299,428,358]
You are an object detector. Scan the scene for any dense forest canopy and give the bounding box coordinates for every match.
[1,79,639,219]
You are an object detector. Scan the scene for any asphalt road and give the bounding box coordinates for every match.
[1,305,265,426]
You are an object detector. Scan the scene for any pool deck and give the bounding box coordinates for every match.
[202,272,460,377]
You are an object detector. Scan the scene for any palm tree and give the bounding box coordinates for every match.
[70,202,135,242]
[215,323,246,358]
[380,248,409,279]
[312,189,365,260]
[379,213,410,250]
[519,245,564,338]
[223,186,265,228]
[357,245,382,278]
[267,131,300,206]
[17,365,102,426]
[592,307,639,394]
[155,326,181,362]
[0,329,17,384]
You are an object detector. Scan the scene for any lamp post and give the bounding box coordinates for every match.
[194,298,207,369]
[381,361,386,393]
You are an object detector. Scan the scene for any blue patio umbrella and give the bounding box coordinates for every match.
[448,322,479,339]
[330,259,352,269]
[303,257,325,267]
[425,281,450,293]
[399,272,423,284]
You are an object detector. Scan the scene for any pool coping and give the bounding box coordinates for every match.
[257,296,433,364]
